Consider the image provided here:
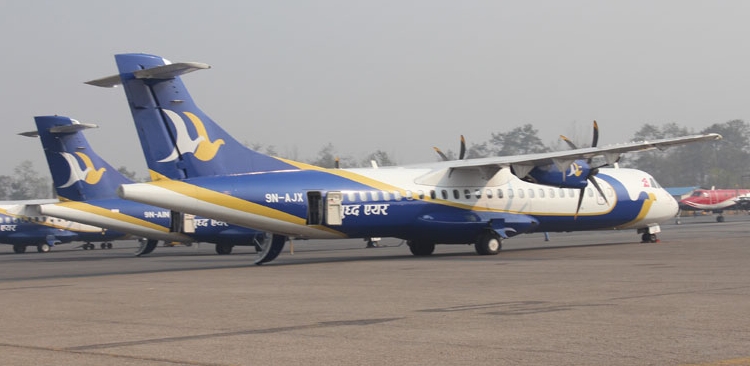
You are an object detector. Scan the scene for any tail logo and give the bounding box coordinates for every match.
[158,110,225,163]
[58,152,106,188]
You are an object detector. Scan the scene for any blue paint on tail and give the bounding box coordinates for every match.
[113,53,297,179]
[34,116,131,201]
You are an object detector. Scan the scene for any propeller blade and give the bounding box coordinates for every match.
[459,135,466,160]
[574,187,585,219]
[591,120,599,148]
[433,147,449,161]
[560,135,578,150]
[588,176,608,205]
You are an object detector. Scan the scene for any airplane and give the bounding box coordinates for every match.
[22,116,272,259]
[0,199,128,253]
[678,187,750,222]
[87,53,721,265]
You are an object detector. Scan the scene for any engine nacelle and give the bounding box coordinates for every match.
[521,159,591,189]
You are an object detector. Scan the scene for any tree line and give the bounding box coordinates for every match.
[2,119,745,200]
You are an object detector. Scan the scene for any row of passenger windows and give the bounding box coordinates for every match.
[2,216,63,224]
[343,186,614,203]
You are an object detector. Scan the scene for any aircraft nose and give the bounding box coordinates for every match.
[649,190,679,222]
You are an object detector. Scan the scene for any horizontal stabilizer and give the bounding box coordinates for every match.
[18,120,98,138]
[85,62,210,88]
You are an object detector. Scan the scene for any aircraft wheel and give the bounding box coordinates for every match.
[100,243,107,249]
[215,243,234,255]
[641,233,657,243]
[717,215,725,223]
[13,244,26,254]
[475,232,502,255]
[106,242,113,249]
[135,239,158,256]
[37,244,51,253]
[407,240,435,256]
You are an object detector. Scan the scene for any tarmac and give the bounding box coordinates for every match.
[1,213,749,365]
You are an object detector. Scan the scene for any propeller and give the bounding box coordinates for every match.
[434,135,466,161]
[560,121,608,218]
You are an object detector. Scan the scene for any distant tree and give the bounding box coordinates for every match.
[117,166,140,182]
[7,160,51,199]
[622,121,748,187]
[308,143,341,168]
[487,124,550,156]
[0,175,13,200]
[362,150,396,167]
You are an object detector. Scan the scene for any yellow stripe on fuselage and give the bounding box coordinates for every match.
[51,200,170,233]
[616,192,656,228]
[145,172,346,237]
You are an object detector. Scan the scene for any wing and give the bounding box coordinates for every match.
[431,133,722,177]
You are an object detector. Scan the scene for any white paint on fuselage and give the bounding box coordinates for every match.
[119,165,678,240]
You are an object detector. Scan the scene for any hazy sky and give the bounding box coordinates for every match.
[2,1,749,177]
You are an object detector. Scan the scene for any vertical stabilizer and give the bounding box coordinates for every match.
[33,116,132,201]
[97,53,297,180]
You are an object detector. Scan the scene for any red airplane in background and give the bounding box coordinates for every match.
[679,188,750,222]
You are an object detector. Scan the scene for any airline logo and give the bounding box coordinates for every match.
[58,152,106,188]
[158,110,225,162]
[567,162,583,177]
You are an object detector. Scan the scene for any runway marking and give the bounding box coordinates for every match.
[0,343,222,366]
[65,317,402,351]
[0,284,73,291]
[682,357,750,365]
[418,301,612,315]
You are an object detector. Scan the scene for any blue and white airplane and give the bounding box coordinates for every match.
[0,199,128,253]
[24,116,272,259]
[88,53,721,264]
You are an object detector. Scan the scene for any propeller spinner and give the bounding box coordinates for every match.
[559,121,608,218]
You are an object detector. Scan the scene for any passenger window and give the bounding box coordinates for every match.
[486,189,493,199]
[497,189,504,198]
[464,189,471,199]
[587,188,594,197]
[347,192,356,202]
[429,190,435,199]
[559,188,565,198]
[474,189,482,199]
[359,191,368,202]
[528,189,535,198]
[549,188,555,198]
[441,190,448,199]
[518,189,525,199]
[508,189,514,198]
[453,189,460,199]
[538,189,545,198]
[370,191,379,201]
[417,190,425,200]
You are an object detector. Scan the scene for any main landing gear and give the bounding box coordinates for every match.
[215,243,234,255]
[407,240,435,256]
[475,231,502,255]
[82,242,112,250]
[13,244,26,254]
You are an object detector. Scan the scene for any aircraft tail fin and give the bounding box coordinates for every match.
[87,53,298,180]
[26,116,132,201]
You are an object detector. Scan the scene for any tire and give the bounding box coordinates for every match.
[37,244,51,253]
[717,216,725,223]
[13,244,26,254]
[475,232,501,255]
[215,243,234,255]
[407,241,435,256]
